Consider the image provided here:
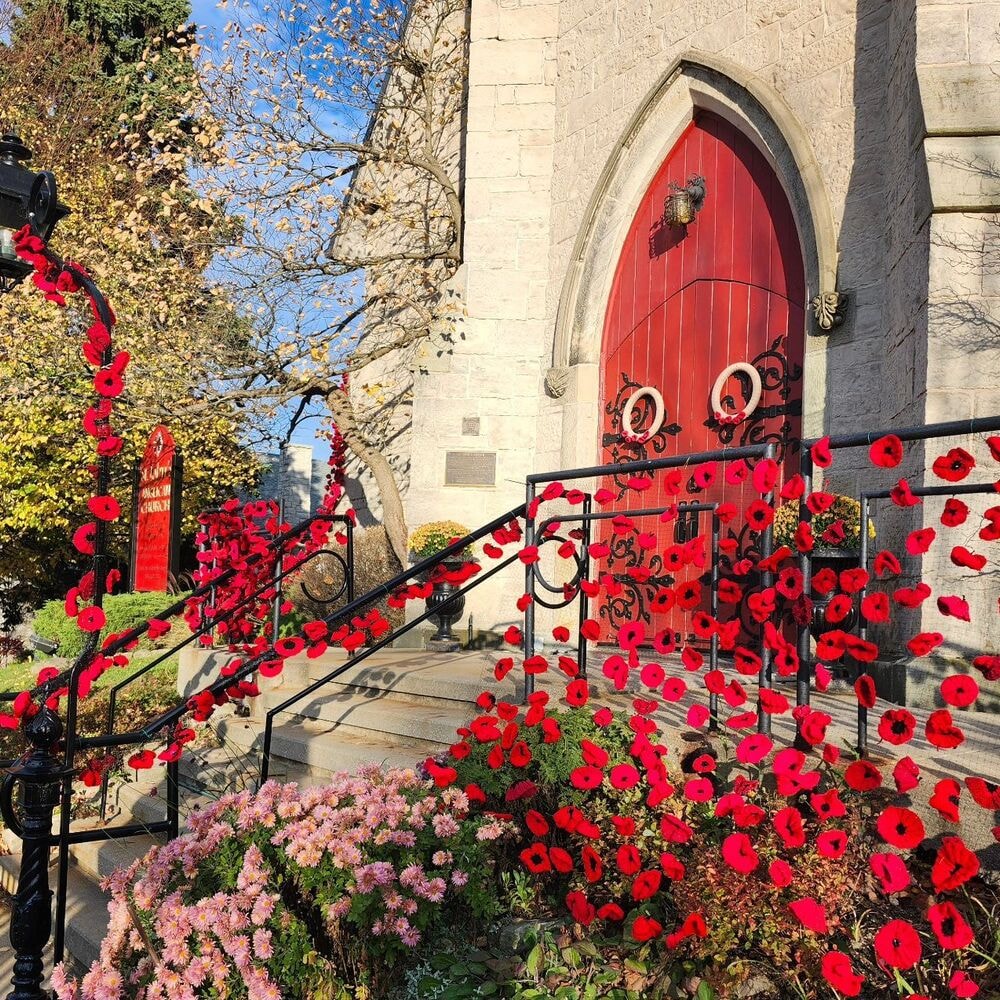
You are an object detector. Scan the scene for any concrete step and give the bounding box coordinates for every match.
[0,850,109,976]
[69,832,157,884]
[217,715,440,783]
[295,649,520,705]
[258,685,475,747]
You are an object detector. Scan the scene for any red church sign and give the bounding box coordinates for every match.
[132,425,181,592]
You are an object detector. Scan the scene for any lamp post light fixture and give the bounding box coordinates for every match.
[663,175,706,228]
[0,134,69,292]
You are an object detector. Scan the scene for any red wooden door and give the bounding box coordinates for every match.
[597,111,805,642]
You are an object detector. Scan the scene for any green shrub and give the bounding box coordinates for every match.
[32,591,188,660]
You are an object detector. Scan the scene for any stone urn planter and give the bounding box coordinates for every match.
[423,561,468,646]
[808,546,861,641]
[409,521,474,651]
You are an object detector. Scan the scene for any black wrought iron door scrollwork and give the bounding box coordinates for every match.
[599,529,675,630]
[602,372,681,497]
[704,335,803,458]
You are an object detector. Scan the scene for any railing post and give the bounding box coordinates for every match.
[757,444,776,736]
[270,499,285,640]
[795,450,815,750]
[1,708,66,1000]
[523,483,537,700]
[577,495,592,680]
[856,495,871,757]
[708,508,720,733]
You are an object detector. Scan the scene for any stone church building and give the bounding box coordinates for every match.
[349,0,1000,663]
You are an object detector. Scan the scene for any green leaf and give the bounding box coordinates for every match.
[525,943,543,977]
[624,959,647,975]
[697,982,715,1000]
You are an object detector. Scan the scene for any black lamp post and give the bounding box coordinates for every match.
[0,134,69,292]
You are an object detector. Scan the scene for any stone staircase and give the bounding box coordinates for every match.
[2,643,998,978]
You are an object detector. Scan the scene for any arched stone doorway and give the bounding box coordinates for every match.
[595,110,806,639]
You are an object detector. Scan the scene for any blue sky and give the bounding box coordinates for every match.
[190,0,334,463]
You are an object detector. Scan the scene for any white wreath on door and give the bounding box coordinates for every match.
[710,362,762,426]
[621,386,666,443]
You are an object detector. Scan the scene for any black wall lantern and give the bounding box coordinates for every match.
[0,134,69,292]
[663,175,706,228]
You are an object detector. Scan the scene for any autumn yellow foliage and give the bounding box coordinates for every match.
[0,3,259,605]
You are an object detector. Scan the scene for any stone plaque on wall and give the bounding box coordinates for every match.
[445,451,496,486]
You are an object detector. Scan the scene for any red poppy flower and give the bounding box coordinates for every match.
[77,606,106,633]
[753,458,779,494]
[158,742,183,763]
[72,521,98,555]
[890,478,922,507]
[610,764,640,790]
[660,814,694,844]
[810,436,833,468]
[933,447,975,483]
[878,708,916,745]
[766,858,792,888]
[869,434,904,468]
[932,836,980,891]
[893,756,920,793]
[773,806,805,849]
[821,951,865,997]
[770,569,800,604]
[980,506,1000,541]
[510,741,532,767]
[274,636,304,658]
[870,852,910,894]
[873,550,901,578]
[907,632,944,657]
[821,520,846,546]
[874,919,922,969]
[565,890,595,926]
[127,749,155,771]
[859,592,890,624]
[941,497,969,527]
[877,806,925,849]
[966,776,1000,810]
[854,674,877,708]
[520,843,551,874]
[686,704,709,728]
[683,777,715,802]
[799,709,831,746]
[906,527,936,554]
[928,901,975,951]
[950,970,979,998]
[660,852,685,881]
[665,911,708,949]
[570,766,603,790]
[817,829,848,859]
[811,568,838,596]
[941,673,979,708]
[87,494,121,522]
[845,759,883,792]
[810,788,846,823]
[973,654,1000,681]
[565,678,589,707]
[938,595,971,622]
[952,546,987,571]
[894,582,931,608]
[930,778,962,823]
[676,581,702,609]
[789,897,827,934]
[793,519,814,552]
[777,472,804,499]
[631,869,662,901]
[825,594,853,625]
[612,843,640,875]
[631,915,663,942]
[926,709,965,749]
[806,491,836,514]
[94,368,124,398]
[580,844,602,882]
[504,625,522,646]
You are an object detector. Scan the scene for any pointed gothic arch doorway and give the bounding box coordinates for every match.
[597,110,805,640]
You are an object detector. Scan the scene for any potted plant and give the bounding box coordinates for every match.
[409,521,475,647]
[773,494,874,644]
